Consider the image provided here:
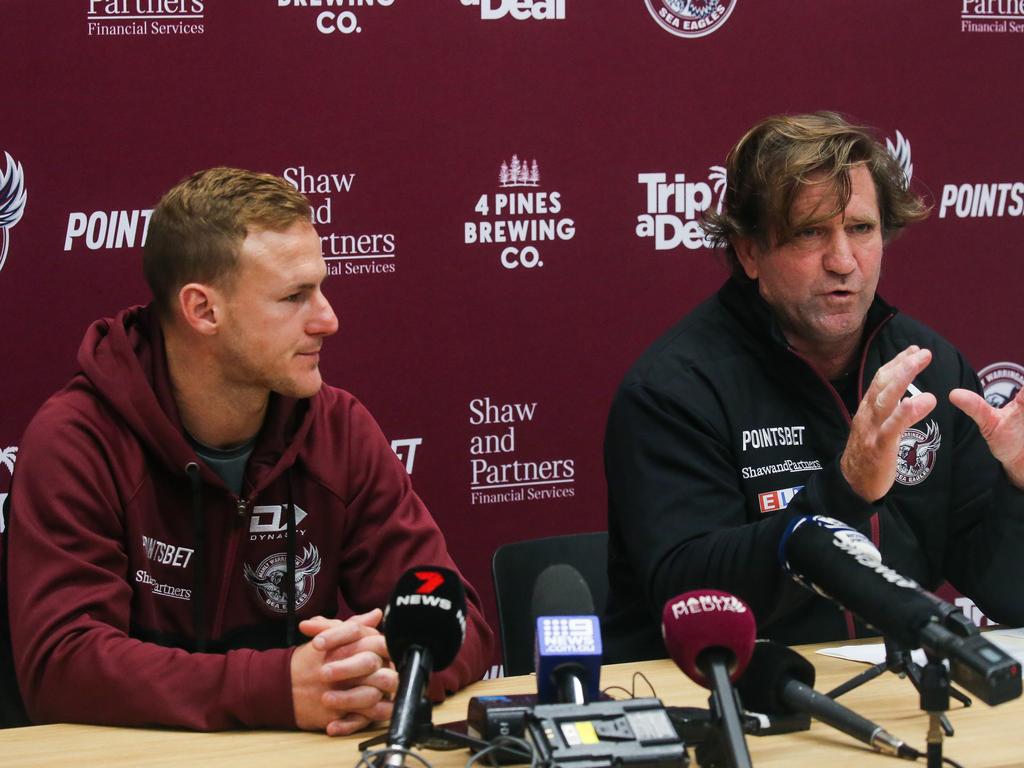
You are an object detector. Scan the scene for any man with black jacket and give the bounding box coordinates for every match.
[603,112,1024,662]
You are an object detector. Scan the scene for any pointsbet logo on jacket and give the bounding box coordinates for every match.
[244,544,322,613]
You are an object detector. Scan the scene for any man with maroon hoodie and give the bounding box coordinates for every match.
[5,168,494,735]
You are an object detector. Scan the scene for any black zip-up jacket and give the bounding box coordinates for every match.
[603,278,1024,663]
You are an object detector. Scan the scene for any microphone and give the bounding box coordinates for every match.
[780,515,1021,706]
[381,567,467,767]
[737,639,919,759]
[662,590,756,768]
[531,564,601,704]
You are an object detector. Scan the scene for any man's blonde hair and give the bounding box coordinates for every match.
[702,111,931,276]
[143,167,312,316]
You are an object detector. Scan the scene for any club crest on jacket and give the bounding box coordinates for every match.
[244,544,322,612]
[895,420,941,486]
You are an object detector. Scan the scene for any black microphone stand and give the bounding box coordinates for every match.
[827,635,972,730]
[919,654,952,768]
[359,696,506,765]
[826,635,971,768]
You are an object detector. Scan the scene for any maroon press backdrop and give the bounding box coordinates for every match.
[3,1,1023,670]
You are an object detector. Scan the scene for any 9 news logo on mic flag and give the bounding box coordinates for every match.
[537,616,601,656]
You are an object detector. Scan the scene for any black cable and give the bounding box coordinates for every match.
[941,756,965,768]
[357,746,436,768]
[601,670,657,701]
[465,735,538,768]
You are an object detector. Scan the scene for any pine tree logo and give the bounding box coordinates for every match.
[499,154,540,188]
[0,152,27,275]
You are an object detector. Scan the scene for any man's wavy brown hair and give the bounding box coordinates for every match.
[702,111,930,277]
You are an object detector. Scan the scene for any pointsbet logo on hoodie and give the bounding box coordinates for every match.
[244,544,322,613]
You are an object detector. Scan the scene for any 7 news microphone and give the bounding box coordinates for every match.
[380,566,467,768]
[662,589,756,768]
[737,639,919,759]
[780,515,1021,706]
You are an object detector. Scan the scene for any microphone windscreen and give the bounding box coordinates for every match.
[735,640,815,714]
[780,515,943,647]
[383,566,467,670]
[661,590,756,688]
[530,563,595,622]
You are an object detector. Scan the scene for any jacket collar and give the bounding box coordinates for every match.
[717,276,898,354]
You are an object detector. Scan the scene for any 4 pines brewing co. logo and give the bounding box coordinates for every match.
[644,0,737,38]
[464,155,575,270]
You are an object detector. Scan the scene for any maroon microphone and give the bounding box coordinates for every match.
[662,590,756,768]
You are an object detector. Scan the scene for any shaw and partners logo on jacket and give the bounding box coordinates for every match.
[465,155,575,270]
[87,0,206,37]
[0,153,27,276]
[979,362,1024,408]
[244,544,322,613]
[644,0,737,39]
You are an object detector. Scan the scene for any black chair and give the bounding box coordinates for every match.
[491,531,608,676]
[1,493,30,728]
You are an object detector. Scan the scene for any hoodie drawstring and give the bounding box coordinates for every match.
[186,462,207,653]
[285,473,297,647]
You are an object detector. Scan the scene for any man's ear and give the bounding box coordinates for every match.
[732,237,760,280]
[177,283,222,336]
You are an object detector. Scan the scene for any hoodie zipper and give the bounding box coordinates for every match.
[785,312,894,639]
[211,495,250,640]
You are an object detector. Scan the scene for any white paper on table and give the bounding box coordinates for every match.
[815,627,1024,666]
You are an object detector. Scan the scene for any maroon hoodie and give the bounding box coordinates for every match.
[7,306,494,729]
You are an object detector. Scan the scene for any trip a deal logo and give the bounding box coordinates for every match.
[460,0,566,21]
[464,155,575,270]
[87,1,206,37]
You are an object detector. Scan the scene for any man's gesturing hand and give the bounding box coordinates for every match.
[950,386,1024,490]
[291,609,399,736]
[841,346,937,502]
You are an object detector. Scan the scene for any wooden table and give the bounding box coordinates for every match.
[4,645,1021,767]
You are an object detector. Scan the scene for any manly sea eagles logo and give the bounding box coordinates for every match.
[644,0,737,39]
[885,130,913,190]
[978,362,1024,409]
[244,544,322,613]
[0,152,28,274]
[895,420,942,486]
